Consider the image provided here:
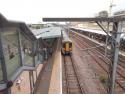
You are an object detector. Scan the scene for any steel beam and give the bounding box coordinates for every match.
[18,29,23,66]
[43,17,125,22]
[96,22,111,37]
[105,22,109,57]
[110,22,123,94]
[0,28,11,94]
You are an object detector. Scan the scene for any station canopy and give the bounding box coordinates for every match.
[32,27,62,39]
[0,13,37,82]
[0,13,36,40]
[72,27,107,35]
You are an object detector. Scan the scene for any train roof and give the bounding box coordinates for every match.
[62,30,69,38]
[62,38,72,43]
[62,30,72,42]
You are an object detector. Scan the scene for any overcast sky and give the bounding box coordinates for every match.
[0,0,124,23]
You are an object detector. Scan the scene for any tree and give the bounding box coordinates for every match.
[98,10,108,17]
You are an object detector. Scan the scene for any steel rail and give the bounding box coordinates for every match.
[72,32,125,92]
[63,55,85,94]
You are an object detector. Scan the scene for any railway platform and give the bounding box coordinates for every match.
[48,51,62,94]
[72,30,125,56]
[34,51,62,94]
[34,39,62,94]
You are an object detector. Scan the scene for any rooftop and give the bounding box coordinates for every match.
[32,27,62,39]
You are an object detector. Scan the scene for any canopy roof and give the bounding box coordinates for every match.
[43,17,125,22]
[71,27,107,35]
[32,27,62,39]
[0,13,36,40]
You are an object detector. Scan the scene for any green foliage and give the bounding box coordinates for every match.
[99,75,107,84]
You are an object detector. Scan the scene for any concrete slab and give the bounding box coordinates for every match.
[34,59,53,94]
[48,51,62,94]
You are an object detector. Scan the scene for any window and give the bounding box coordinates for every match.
[1,28,20,79]
[0,60,3,81]
[34,42,39,65]
[69,42,72,48]
[20,33,34,66]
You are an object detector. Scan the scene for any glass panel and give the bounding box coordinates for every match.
[39,52,44,62]
[34,42,39,65]
[0,60,3,81]
[20,33,34,66]
[38,41,44,62]
[1,29,20,79]
[35,54,39,64]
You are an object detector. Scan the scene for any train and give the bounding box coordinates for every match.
[61,30,72,55]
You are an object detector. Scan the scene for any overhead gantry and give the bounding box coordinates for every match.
[43,16,125,94]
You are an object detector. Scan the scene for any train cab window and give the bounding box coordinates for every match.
[69,42,72,48]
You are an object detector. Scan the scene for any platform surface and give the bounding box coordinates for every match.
[34,59,53,94]
[48,51,62,94]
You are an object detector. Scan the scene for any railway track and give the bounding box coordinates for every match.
[63,55,85,94]
[71,31,125,94]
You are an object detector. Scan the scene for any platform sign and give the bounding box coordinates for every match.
[1,28,21,80]
[20,33,34,67]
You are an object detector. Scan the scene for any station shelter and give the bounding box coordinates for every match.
[0,14,61,94]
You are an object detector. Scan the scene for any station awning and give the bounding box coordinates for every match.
[71,27,107,35]
[0,13,36,40]
[42,17,125,22]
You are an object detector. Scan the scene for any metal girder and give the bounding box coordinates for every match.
[43,17,125,22]
[96,22,111,37]
[109,22,123,94]
[43,17,124,94]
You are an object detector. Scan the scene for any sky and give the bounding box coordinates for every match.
[0,0,124,24]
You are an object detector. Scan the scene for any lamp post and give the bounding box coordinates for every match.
[109,0,116,16]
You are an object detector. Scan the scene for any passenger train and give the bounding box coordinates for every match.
[61,30,72,55]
